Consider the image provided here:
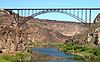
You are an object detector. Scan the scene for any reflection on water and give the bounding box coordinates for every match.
[32,48,79,62]
[32,48,75,58]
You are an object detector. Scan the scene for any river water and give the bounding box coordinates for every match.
[32,48,80,62]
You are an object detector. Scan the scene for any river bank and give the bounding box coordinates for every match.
[58,43,100,62]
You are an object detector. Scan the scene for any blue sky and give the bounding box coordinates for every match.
[0,0,99,8]
[0,0,100,22]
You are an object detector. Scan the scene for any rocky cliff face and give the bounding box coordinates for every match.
[94,13,100,23]
[92,13,100,45]
[28,19,88,36]
[0,9,88,52]
[0,9,29,53]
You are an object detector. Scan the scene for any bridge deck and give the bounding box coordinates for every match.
[3,8,100,10]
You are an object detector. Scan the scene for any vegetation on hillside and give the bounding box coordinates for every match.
[58,43,100,62]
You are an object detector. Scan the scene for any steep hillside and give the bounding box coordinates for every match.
[0,9,88,52]
[27,18,88,36]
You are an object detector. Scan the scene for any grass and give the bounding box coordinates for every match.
[58,43,100,62]
[0,51,32,62]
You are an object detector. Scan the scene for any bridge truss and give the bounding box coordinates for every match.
[4,8,100,27]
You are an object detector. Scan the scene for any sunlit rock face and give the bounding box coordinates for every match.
[95,28,100,44]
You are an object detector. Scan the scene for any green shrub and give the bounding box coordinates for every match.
[27,47,32,53]
[73,56,85,61]
[80,47,89,52]
[93,50,100,56]
[0,59,10,62]
[0,54,12,61]
[16,52,32,62]
[0,54,20,62]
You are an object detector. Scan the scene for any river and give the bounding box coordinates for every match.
[32,48,80,62]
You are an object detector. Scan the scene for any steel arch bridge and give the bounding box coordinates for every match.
[4,8,100,27]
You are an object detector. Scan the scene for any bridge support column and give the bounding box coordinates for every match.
[89,10,91,26]
[85,10,87,23]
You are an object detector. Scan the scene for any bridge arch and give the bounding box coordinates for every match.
[31,10,86,23]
